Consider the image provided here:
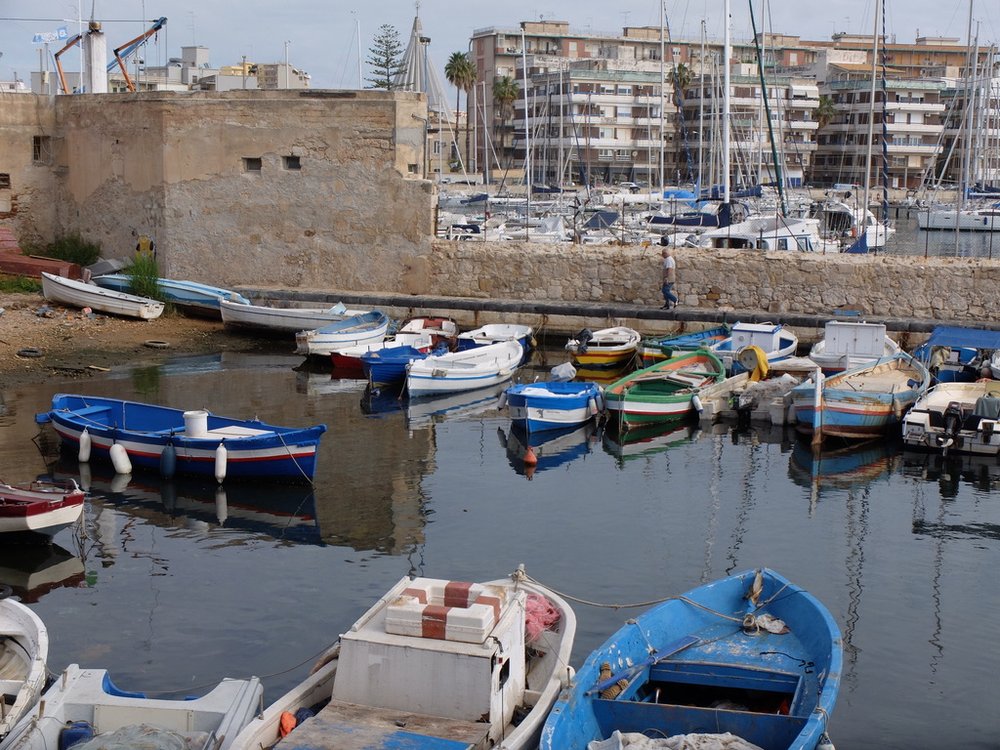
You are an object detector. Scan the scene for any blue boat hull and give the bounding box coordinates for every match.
[504,381,602,432]
[92,274,250,316]
[38,394,326,482]
[361,346,430,387]
[540,569,842,750]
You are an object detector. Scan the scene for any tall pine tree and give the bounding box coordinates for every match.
[366,24,403,90]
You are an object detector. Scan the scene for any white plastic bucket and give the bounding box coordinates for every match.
[183,409,209,438]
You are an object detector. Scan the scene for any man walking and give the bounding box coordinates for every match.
[661,247,678,309]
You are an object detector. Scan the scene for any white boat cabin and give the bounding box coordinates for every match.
[730,323,786,353]
[331,576,527,744]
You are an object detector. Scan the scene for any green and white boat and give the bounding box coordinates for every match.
[604,348,726,427]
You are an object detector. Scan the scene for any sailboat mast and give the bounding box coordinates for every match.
[659,0,666,193]
[521,28,531,234]
[723,0,731,203]
[861,0,880,225]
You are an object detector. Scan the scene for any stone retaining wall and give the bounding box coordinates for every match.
[426,240,999,323]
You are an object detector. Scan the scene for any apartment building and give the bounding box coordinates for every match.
[470,21,997,189]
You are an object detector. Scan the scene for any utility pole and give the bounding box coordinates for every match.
[283,40,290,88]
[242,55,246,89]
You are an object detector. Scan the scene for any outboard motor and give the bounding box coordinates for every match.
[575,328,593,354]
[937,400,964,455]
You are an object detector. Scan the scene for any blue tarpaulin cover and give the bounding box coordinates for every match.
[921,326,1000,355]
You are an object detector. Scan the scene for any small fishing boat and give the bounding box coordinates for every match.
[0,664,262,750]
[791,352,931,439]
[639,324,731,366]
[40,272,163,320]
[911,326,1000,383]
[455,323,534,352]
[0,481,84,537]
[36,394,327,483]
[808,320,900,374]
[91,274,251,317]
[406,340,523,396]
[604,349,726,428]
[710,322,799,374]
[0,594,48,740]
[565,327,641,369]
[228,567,575,750]
[502,381,604,432]
[219,298,366,334]
[539,568,842,750]
[294,310,390,357]
[902,379,1000,456]
[360,337,443,386]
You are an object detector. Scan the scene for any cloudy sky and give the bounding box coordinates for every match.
[0,1,995,89]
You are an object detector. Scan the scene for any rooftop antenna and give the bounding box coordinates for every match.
[189,10,195,45]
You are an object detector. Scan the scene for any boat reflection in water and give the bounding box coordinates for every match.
[789,439,902,490]
[497,422,599,479]
[46,459,321,545]
[0,543,86,602]
[901,448,1000,498]
[405,384,505,430]
[295,368,368,397]
[574,364,633,387]
[360,384,406,417]
[602,416,701,466]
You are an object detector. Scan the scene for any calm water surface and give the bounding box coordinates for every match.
[2,346,998,749]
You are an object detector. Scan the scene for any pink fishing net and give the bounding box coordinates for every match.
[525,593,561,643]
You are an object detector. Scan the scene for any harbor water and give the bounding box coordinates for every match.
[2,346,999,749]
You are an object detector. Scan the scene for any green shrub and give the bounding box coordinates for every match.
[126,251,163,301]
[0,274,41,293]
[38,233,101,266]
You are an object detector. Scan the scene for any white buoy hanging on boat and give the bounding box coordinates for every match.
[588,397,598,417]
[78,427,91,462]
[691,394,704,414]
[109,442,132,475]
[816,733,836,750]
[214,441,228,483]
[497,390,508,410]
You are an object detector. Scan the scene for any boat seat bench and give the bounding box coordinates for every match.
[61,405,112,420]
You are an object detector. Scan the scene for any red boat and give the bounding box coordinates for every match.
[0,481,85,537]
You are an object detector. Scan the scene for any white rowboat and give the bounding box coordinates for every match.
[40,273,163,320]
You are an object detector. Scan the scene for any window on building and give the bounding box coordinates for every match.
[617,85,632,96]
[283,155,301,170]
[408,163,418,174]
[0,173,10,189]
[32,135,52,165]
[598,148,614,160]
[617,106,632,118]
[243,157,262,172]
[600,84,615,95]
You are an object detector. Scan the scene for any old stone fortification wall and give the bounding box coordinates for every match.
[3,90,434,293]
[426,240,999,322]
[0,95,58,244]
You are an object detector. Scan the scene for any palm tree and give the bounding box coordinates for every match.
[816,94,837,129]
[444,52,476,170]
[493,76,519,166]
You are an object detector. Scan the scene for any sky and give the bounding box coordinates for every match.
[0,1,996,91]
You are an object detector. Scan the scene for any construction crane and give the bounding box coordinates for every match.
[107,17,167,92]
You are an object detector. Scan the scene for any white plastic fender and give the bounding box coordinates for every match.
[78,427,92,463]
[109,442,132,474]
[595,390,604,412]
[588,397,598,417]
[691,393,704,414]
[497,390,508,410]
[214,442,228,483]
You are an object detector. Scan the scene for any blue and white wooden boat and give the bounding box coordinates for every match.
[36,394,327,483]
[710,322,798,374]
[501,381,603,432]
[912,326,1000,383]
[539,568,842,750]
[92,274,251,317]
[406,340,523,396]
[791,352,931,440]
[295,310,390,357]
[639,324,731,366]
[0,664,262,750]
[361,339,445,387]
[455,323,534,352]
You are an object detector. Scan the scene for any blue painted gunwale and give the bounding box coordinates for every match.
[37,394,326,482]
[539,568,842,750]
[504,381,602,432]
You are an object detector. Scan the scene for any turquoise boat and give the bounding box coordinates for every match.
[540,568,842,750]
[638,324,731,366]
[92,274,250,318]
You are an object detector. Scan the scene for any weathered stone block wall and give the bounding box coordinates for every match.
[5,90,434,293]
[426,240,1000,322]
[0,95,58,244]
